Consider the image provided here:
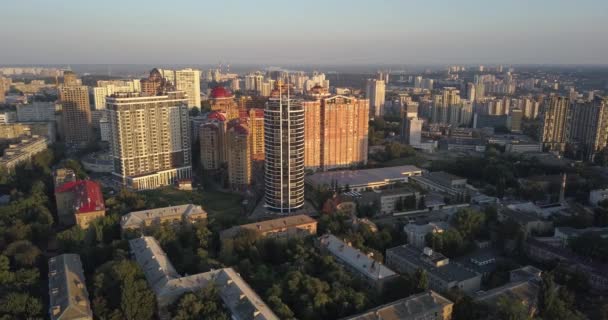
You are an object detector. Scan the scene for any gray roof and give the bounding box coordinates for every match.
[221,214,316,239]
[129,236,278,320]
[306,165,423,187]
[121,204,207,230]
[319,234,397,281]
[48,254,93,320]
[343,291,453,320]
[387,245,479,283]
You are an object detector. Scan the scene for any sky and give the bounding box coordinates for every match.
[1,0,607,65]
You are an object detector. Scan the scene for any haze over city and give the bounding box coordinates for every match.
[2,1,608,320]
[2,0,608,65]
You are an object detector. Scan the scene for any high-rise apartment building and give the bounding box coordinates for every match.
[247,108,265,161]
[107,91,191,190]
[226,120,251,190]
[569,97,608,160]
[541,96,570,152]
[402,117,423,146]
[209,86,240,120]
[303,93,369,171]
[431,87,460,124]
[157,68,201,108]
[366,79,385,117]
[466,82,476,101]
[141,69,173,96]
[264,84,305,213]
[59,72,92,145]
[199,111,227,170]
[93,79,141,109]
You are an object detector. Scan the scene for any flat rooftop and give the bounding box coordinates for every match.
[343,291,453,320]
[306,165,423,187]
[319,234,397,281]
[387,245,479,283]
[121,204,207,229]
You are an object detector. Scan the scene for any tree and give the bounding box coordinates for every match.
[495,296,530,320]
[452,208,485,239]
[412,268,428,292]
[171,286,230,320]
[0,292,44,319]
[537,273,584,320]
[2,240,41,267]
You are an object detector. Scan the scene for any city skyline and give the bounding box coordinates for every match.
[1,0,607,65]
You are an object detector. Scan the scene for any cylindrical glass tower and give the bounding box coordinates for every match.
[264,89,305,213]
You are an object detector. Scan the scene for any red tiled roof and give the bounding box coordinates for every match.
[208,111,227,121]
[55,180,105,214]
[210,86,232,99]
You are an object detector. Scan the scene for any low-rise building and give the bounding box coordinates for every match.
[343,291,454,320]
[220,214,317,242]
[525,238,608,292]
[498,208,554,235]
[306,165,423,192]
[0,122,56,142]
[120,204,207,232]
[55,180,106,229]
[505,142,543,154]
[0,135,48,173]
[129,236,278,319]
[317,234,398,291]
[553,226,608,246]
[358,187,421,215]
[16,101,57,122]
[48,254,93,320]
[474,266,541,317]
[53,168,76,188]
[386,245,482,294]
[404,222,449,248]
[410,171,468,201]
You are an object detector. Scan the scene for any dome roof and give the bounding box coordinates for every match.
[210,86,232,99]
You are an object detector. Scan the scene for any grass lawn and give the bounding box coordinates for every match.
[140,187,246,228]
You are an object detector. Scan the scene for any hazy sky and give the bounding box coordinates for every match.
[1,0,607,65]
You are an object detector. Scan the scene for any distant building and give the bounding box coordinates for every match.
[199,111,227,170]
[303,94,369,171]
[0,122,55,142]
[305,165,423,192]
[120,204,207,232]
[402,116,423,146]
[366,79,386,117]
[569,97,608,160]
[386,245,482,294]
[16,102,57,122]
[541,96,570,153]
[59,72,92,145]
[404,222,449,248]
[226,119,251,190]
[209,86,239,120]
[317,234,398,291]
[55,180,106,229]
[129,237,278,319]
[0,135,48,173]
[220,214,317,242]
[106,91,191,190]
[344,291,453,320]
[92,79,141,109]
[48,254,93,320]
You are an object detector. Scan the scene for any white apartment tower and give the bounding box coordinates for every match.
[106,91,192,190]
